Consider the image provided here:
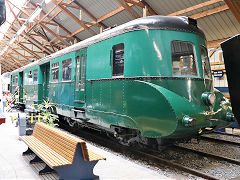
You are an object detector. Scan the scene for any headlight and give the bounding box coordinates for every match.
[182,116,196,127]
[202,92,216,106]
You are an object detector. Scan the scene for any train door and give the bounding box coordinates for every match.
[40,63,50,101]
[19,72,23,102]
[74,48,87,107]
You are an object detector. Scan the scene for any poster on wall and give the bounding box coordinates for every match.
[213,70,223,77]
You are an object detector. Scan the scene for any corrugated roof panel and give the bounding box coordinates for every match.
[41,2,61,21]
[145,0,208,15]
[53,11,82,35]
[75,0,120,19]
[197,10,240,41]
[101,10,134,28]
[90,25,100,35]
[132,6,143,17]
[77,29,92,40]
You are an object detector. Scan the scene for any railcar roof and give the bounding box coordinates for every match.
[11,15,204,74]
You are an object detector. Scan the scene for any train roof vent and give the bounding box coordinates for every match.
[103,24,117,32]
[188,17,197,27]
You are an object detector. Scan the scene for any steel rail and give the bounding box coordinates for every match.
[173,145,240,166]
[200,136,240,146]
[213,131,240,138]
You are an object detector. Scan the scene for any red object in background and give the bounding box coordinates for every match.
[0,117,5,125]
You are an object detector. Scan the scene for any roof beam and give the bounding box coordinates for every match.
[9,1,69,46]
[189,4,229,19]
[168,0,223,16]
[224,0,240,24]
[1,61,13,71]
[140,0,158,15]
[54,5,134,44]
[116,0,140,18]
[207,38,228,49]
[9,22,53,55]
[0,60,16,70]
[30,1,81,42]
[51,0,96,36]
[73,1,107,29]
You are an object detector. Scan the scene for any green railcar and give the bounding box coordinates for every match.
[10,16,234,146]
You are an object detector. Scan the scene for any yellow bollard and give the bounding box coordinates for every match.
[31,113,33,123]
[18,90,19,103]
[38,113,41,122]
[11,116,14,123]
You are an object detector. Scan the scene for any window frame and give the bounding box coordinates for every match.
[75,56,80,91]
[28,71,33,84]
[62,58,72,82]
[80,54,86,91]
[112,43,125,78]
[200,45,212,80]
[171,40,199,77]
[15,75,18,85]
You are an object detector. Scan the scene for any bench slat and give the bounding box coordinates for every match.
[35,126,76,151]
[21,136,70,166]
[21,136,71,168]
[33,123,90,161]
[33,128,75,162]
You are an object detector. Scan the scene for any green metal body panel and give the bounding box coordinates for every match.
[84,29,232,138]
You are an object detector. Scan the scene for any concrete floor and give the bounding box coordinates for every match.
[0,112,170,180]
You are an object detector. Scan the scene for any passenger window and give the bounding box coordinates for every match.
[28,71,32,78]
[80,54,86,91]
[28,71,33,84]
[24,72,27,85]
[200,46,212,79]
[51,62,59,82]
[62,59,72,81]
[15,75,18,85]
[171,41,198,77]
[33,69,38,83]
[112,43,124,77]
[12,76,15,85]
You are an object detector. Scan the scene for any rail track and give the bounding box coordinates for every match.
[200,132,240,146]
[213,131,240,138]
[58,122,240,180]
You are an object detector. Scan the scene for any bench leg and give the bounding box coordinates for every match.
[30,155,43,164]
[39,164,55,175]
[22,147,33,155]
[54,144,99,180]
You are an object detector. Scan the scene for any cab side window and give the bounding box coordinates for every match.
[112,43,124,77]
[172,41,198,77]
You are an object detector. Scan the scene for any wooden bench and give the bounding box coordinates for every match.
[20,122,106,180]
